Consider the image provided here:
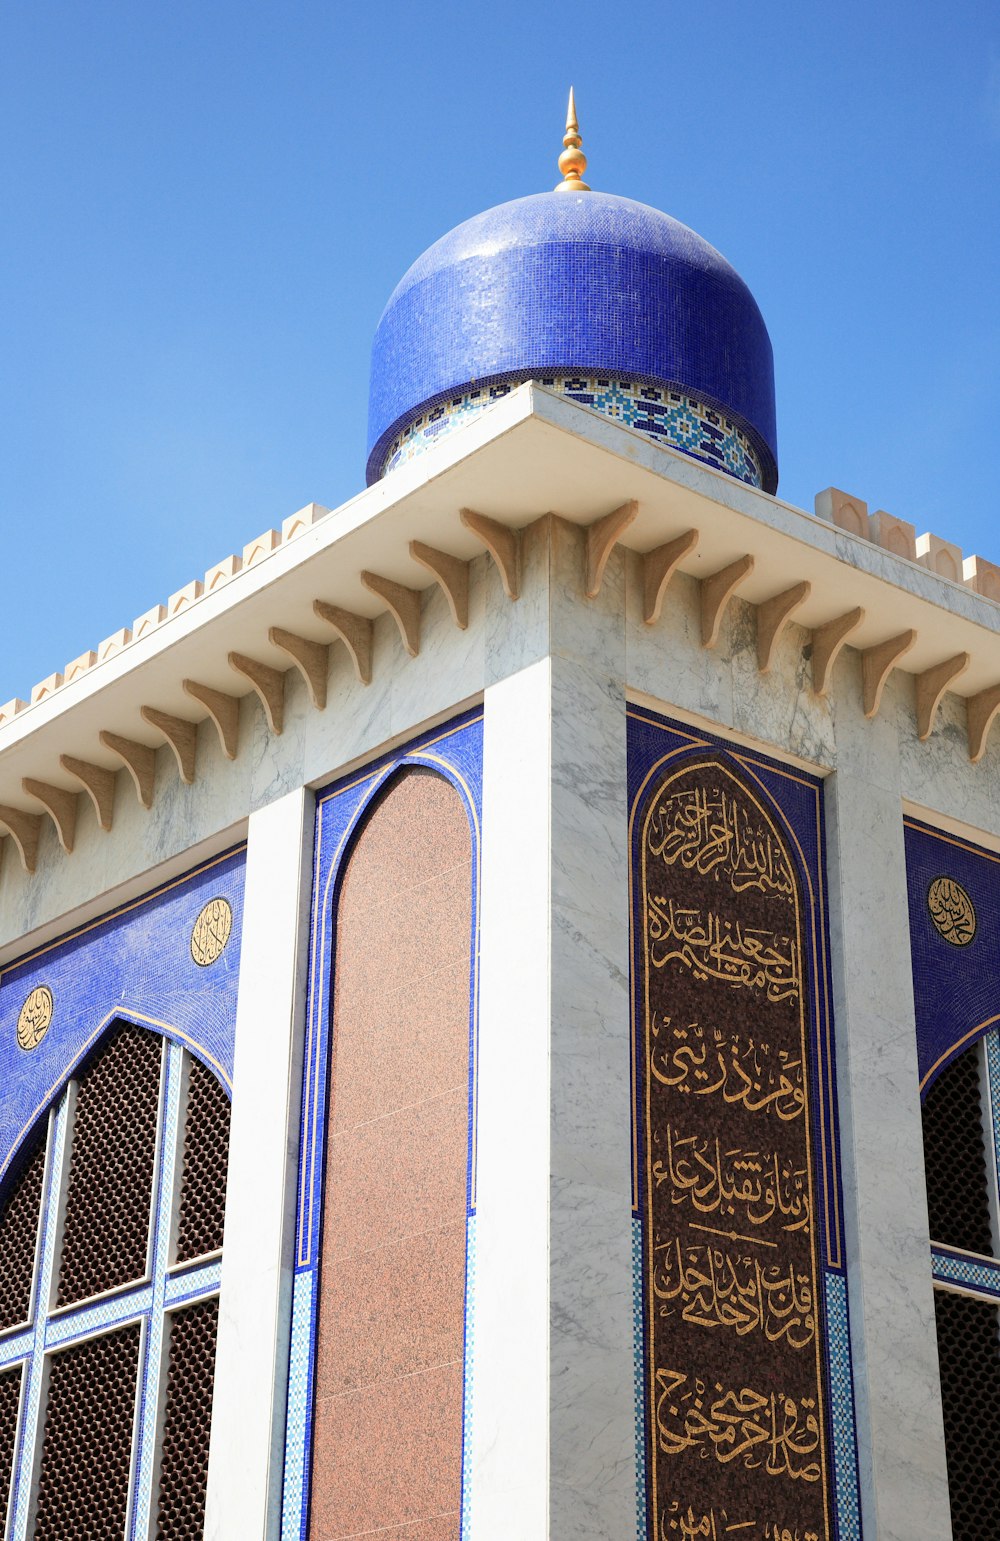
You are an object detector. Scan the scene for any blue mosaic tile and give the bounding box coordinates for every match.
[932,1245,1000,1296]
[164,1257,222,1304]
[281,1268,316,1541]
[381,376,763,488]
[367,190,777,491]
[825,1271,862,1541]
[904,819,1000,1097]
[0,846,246,1185]
[632,1213,647,1541]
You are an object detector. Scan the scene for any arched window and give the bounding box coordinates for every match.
[0,1019,231,1540]
[922,1034,1000,1541]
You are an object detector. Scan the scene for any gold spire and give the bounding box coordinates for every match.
[554,86,590,193]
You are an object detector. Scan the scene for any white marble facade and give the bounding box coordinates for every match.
[2,390,994,1538]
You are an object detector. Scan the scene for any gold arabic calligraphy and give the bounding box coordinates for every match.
[647,785,795,899]
[654,1240,815,1349]
[650,1016,804,1122]
[16,984,53,1051]
[927,876,976,947]
[655,1369,821,1482]
[662,1504,819,1541]
[190,897,233,967]
[647,899,800,1005]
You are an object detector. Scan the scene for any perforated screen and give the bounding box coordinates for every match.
[34,1320,141,1539]
[0,1364,22,1533]
[57,1024,162,1307]
[922,1043,994,1256]
[935,1288,1000,1540]
[175,1059,230,1263]
[0,1127,47,1331]
[155,1296,219,1540]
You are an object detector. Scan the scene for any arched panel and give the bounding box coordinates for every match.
[309,766,473,1540]
[634,752,834,1540]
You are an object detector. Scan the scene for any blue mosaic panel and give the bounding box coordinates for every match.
[0,846,246,1182]
[280,709,483,1541]
[381,376,763,487]
[932,1245,1000,1297]
[825,1271,862,1541]
[367,190,778,490]
[903,818,1000,1096]
[628,706,859,1540]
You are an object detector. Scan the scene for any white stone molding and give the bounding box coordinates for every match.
[204,786,314,1541]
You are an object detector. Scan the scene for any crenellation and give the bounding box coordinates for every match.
[964,554,1000,601]
[167,579,204,614]
[815,485,869,536]
[98,627,132,661]
[131,603,168,641]
[204,554,243,592]
[281,502,331,542]
[916,532,964,583]
[241,529,282,569]
[62,651,97,684]
[869,508,918,561]
[30,672,63,704]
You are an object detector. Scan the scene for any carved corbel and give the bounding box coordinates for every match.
[182,681,240,761]
[967,686,1000,764]
[269,628,329,710]
[756,582,811,673]
[229,653,285,735]
[460,508,521,600]
[915,654,969,741]
[642,530,698,625]
[0,806,41,872]
[313,602,374,685]
[99,731,156,809]
[862,630,916,719]
[409,542,470,629]
[810,608,864,696]
[360,572,421,658]
[700,555,754,649]
[60,755,115,832]
[140,707,198,784]
[584,500,638,599]
[22,779,78,854]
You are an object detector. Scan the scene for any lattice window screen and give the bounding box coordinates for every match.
[0,1129,46,1332]
[934,1288,1000,1541]
[176,1057,231,1263]
[922,1042,994,1256]
[0,1365,22,1533]
[155,1297,220,1540]
[34,1321,142,1539]
[57,1024,162,1307]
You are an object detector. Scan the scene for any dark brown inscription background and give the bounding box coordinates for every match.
[639,759,830,1541]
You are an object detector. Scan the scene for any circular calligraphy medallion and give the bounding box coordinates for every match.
[928,876,976,947]
[17,985,53,1051]
[190,898,233,967]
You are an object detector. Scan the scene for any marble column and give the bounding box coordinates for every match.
[825,669,952,1540]
[473,518,634,1539]
[204,787,314,1541]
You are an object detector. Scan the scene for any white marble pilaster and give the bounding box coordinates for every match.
[473,518,634,1540]
[825,659,952,1541]
[204,786,314,1541]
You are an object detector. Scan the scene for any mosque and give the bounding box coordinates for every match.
[0,90,996,1541]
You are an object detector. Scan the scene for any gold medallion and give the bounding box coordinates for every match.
[928,876,976,946]
[190,897,233,967]
[17,985,53,1051]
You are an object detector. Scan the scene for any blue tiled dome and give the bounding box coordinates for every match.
[366,190,777,491]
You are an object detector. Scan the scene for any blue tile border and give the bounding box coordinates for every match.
[280,708,483,1541]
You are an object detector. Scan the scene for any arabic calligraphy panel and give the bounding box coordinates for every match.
[637,758,832,1540]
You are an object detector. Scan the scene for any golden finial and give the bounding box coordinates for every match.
[555,86,590,193]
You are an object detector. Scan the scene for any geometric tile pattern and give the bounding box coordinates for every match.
[825,1270,863,1541]
[381,375,763,487]
[932,1244,1000,1298]
[279,710,483,1541]
[631,1214,647,1541]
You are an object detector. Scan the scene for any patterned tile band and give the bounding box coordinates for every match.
[380,376,763,487]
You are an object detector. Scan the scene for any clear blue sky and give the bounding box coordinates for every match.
[1,1,997,701]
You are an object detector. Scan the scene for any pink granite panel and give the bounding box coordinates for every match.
[309,769,472,1539]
